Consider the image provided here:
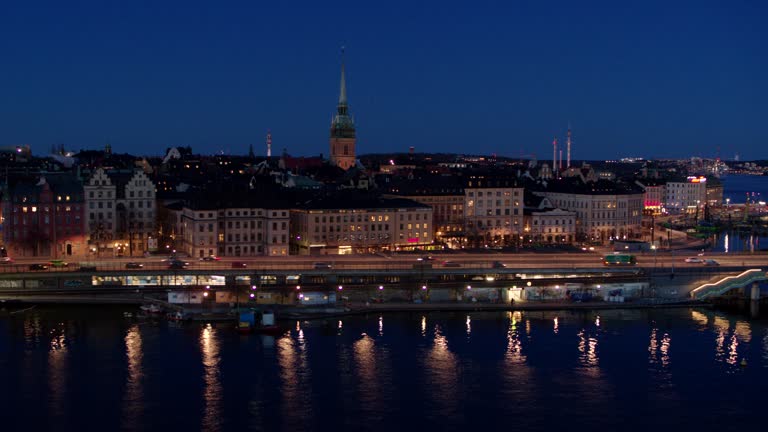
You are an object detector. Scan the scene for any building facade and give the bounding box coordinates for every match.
[177,205,290,258]
[84,168,156,256]
[2,176,86,258]
[535,179,644,243]
[523,208,577,244]
[665,176,706,215]
[464,176,524,247]
[290,197,434,255]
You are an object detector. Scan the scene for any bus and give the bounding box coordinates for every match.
[603,253,637,266]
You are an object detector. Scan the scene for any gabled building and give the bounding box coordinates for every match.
[83,168,156,257]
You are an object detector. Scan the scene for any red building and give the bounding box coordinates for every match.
[1,175,86,258]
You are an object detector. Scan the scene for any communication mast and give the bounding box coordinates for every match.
[266,130,272,157]
[566,127,572,168]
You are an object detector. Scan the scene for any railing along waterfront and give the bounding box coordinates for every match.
[690,269,767,300]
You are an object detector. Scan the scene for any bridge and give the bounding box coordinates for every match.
[690,269,768,300]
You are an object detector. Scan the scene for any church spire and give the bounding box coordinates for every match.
[338,46,347,107]
[329,46,356,171]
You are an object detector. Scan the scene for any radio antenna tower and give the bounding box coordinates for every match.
[566,125,572,169]
[266,130,272,157]
[552,137,558,173]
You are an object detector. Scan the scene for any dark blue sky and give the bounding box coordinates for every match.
[1,0,765,160]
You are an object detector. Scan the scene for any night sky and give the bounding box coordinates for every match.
[1,0,765,160]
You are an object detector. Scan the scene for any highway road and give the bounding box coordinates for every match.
[1,251,766,273]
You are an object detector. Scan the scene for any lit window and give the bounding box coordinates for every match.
[31,206,37,212]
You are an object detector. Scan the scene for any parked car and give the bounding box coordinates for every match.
[703,259,720,266]
[126,262,144,269]
[231,262,247,268]
[200,255,221,261]
[684,257,703,263]
[29,264,48,271]
[314,262,332,269]
[442,261,461,268]
[492,261,507,269]
[49,259,69,267]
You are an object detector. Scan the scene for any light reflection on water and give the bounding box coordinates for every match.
[122,324,143,428]
[422,325,461,423]
[200,324,222,431]
[5,307,768,431]
[48,322,68,420]
[277,322,313,431]
[353,334,387,421]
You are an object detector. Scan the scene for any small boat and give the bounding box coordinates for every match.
[166,311,186,321]
[140,304,163,315]
[237,321,253,334]
[254,311,280,335]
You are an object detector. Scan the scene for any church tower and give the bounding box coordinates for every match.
[329,49,356,170]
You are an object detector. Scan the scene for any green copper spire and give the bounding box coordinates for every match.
[331,46,354,137]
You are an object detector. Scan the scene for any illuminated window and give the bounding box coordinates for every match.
[22,207,28,213]
[31,206,37,212]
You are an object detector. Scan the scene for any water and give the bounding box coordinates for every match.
[721,174,768,204]
[2,305,768,431]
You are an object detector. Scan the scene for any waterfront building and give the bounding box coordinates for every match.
[329,53,356,171]
[522,193,577,244]
[84,168,156,257]
[290,194,433,255]
[665,176,706,215]
[533,178,644,243]
[464,175,524,247]
[635,179,665,215]
[383,176,465,248]
[174,193,290,258]
[1,174,86,258]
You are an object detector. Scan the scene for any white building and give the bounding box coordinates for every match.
[84,168,156,256]
[464,176,524,247]
[176,202,290,258]
[534,179,644,243]
[665,176,706,215]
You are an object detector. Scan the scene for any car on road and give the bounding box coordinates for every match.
[29,264,48,271]
[49,259,69,267]
[313,262,332,269]
[492,261,507,269]
[442,261,461,268]
[167,260,189,269]
[416,255,435,261]
[231,262,247,268]
[0,257,13,264]
[200,255,220,261]
[684,257,703,263]
[126,262,144,269]
[703,259,720,266]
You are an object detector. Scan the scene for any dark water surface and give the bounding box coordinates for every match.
[721,174,768,204]
[2,306,767,431]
